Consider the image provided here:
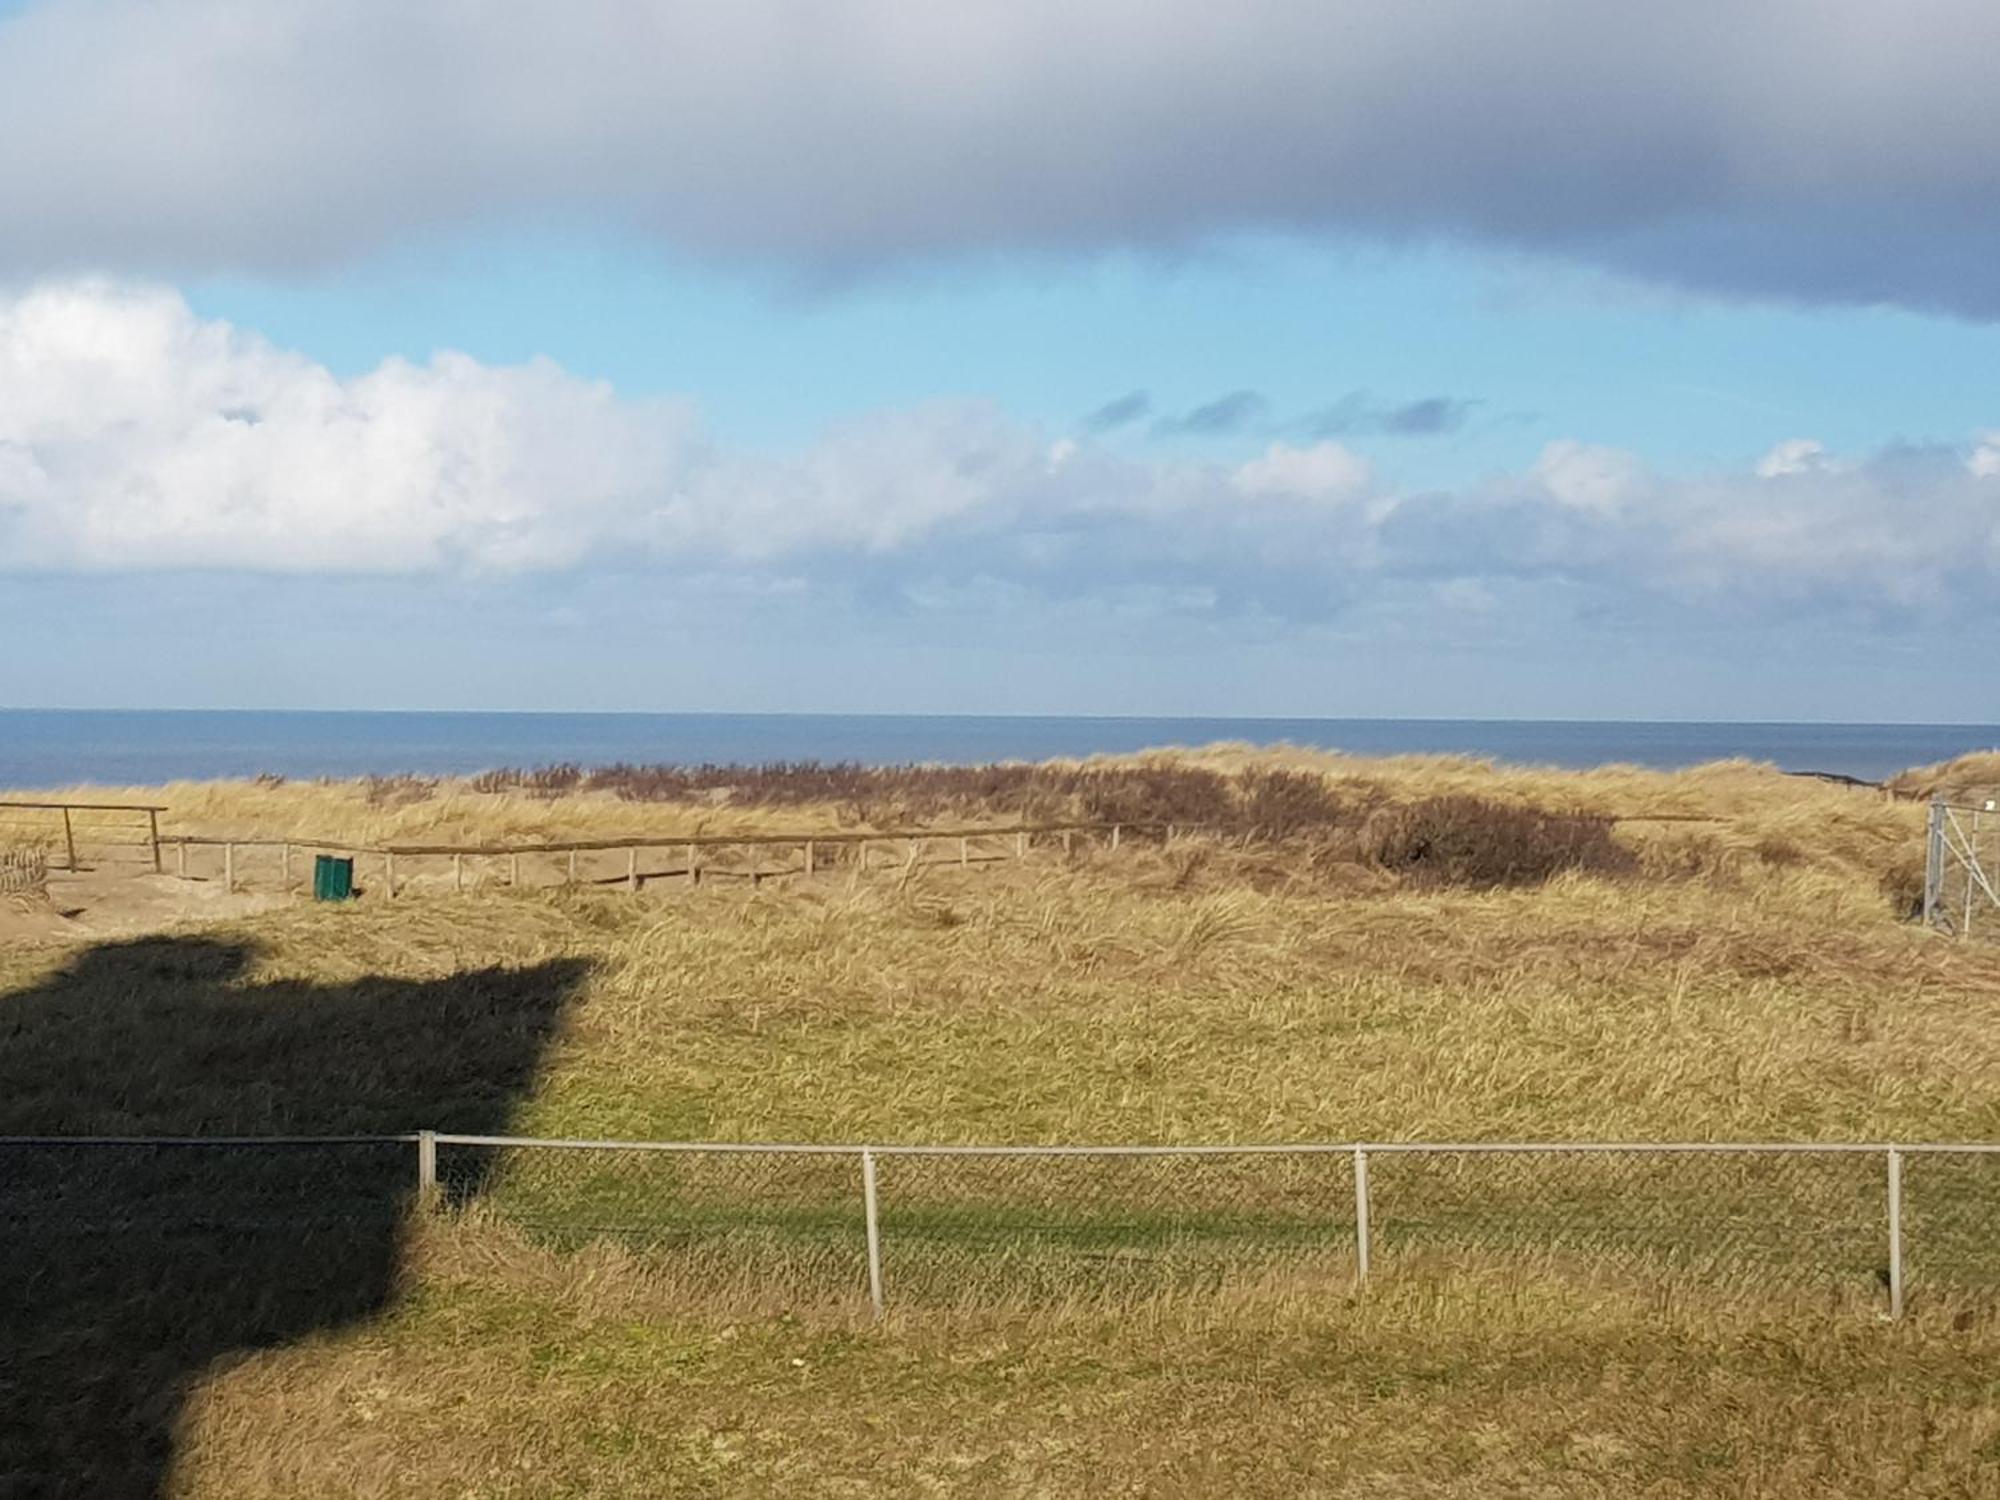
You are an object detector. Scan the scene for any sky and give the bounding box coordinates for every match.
[3,0,1999,719]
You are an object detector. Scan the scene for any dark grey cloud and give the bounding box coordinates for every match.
[1301,392,1479,439]
[1153,390,1268,437]
[7,2,2000,316]
[1080,390,1150,433]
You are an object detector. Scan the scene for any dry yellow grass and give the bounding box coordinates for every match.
[22,745,1929,896]
[6,748,1999,1496]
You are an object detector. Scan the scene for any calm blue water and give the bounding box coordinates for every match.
[1,711,1996,788]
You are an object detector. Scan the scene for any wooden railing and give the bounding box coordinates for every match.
[0,800,166,872]
[158,822,1152,897]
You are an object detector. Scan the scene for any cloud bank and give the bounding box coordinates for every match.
[6,1,2000,315]
[3,283,1998,628]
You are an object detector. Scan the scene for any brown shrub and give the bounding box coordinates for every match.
[1073,766,1236,828]
[480,760,1305,835]
[1237,768,1355,837]
[1359,796,1634,889]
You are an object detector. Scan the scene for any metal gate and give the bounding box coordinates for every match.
[1924,797,2000,937]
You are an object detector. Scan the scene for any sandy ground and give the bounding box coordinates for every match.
[0,868,289,945]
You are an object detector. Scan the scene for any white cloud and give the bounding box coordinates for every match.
[1232,442,1372,502]
[0,282,698,572]
[1531,440,1641,515]
[1756,438,1829,478]
[5,281,2000,626]
[5,2,2000,313]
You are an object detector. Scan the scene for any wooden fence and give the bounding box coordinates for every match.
[159,822,1151,897]
[0,801,165,872]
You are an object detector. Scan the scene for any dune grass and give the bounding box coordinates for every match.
[8,750,2000,1494]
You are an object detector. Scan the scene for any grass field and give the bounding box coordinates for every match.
[6,749,2000,1495]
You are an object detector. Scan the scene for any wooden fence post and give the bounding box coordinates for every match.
[567,850,578,885]
[1016,831,1027,860]
[148,810,162,873]
[176,840,188,879]
[804,839,816,877]
[382,851,394,899]
[223,842,235,894]
[60,808,77,871]
[686,843,698,888]
[453,853,464,893]
[509,852,520,887]
[1110,824,1121,852]
[627,847,639,894]
[960,836,969,868]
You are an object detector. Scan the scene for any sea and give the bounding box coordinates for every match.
[1,710,1996,789]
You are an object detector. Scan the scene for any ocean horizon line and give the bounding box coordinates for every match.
[2,708,1997,789]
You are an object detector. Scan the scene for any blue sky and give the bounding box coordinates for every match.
[4,1,2000,719]
[188,232,2000,488]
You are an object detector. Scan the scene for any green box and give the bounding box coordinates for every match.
[313,854,355,902]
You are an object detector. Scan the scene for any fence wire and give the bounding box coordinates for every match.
[9,1137,2000,1314]
[437,1143,869,1299]
[1902,1151,2000,1292]
[875,1150,1356,1301]
[1367,1149,1885,1286]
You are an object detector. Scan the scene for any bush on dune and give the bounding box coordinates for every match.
[1359,795,1635,889]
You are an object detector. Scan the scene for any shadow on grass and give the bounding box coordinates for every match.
[0,935,588,1498]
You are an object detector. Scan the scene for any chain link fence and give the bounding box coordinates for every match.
[9,1135,2000,1316]
[1925,798,2000,939]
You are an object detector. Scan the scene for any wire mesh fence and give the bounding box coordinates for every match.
[1365,1147,1888,1287]
[1925,798,2000,939]
[872,1149,1357,1302]
[434,1141,870,1300]
[9,1135,2000,1316]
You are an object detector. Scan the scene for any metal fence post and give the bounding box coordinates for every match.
[418,1130,438,1202]
[1886,1147,1904,1320]
[1969,809,1983,939]
[1925,798,1945,928]
[1354,1146,1372,1286]
[861,1147,885,1318]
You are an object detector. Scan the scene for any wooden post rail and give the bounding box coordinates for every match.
[0,800,168,873]
[149,821,1177,897]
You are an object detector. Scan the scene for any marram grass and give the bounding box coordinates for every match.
[7,750,2000,1496]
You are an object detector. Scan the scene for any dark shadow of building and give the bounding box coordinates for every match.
[0,936,588,1497]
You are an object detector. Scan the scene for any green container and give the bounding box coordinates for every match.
[313,854,355,902]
